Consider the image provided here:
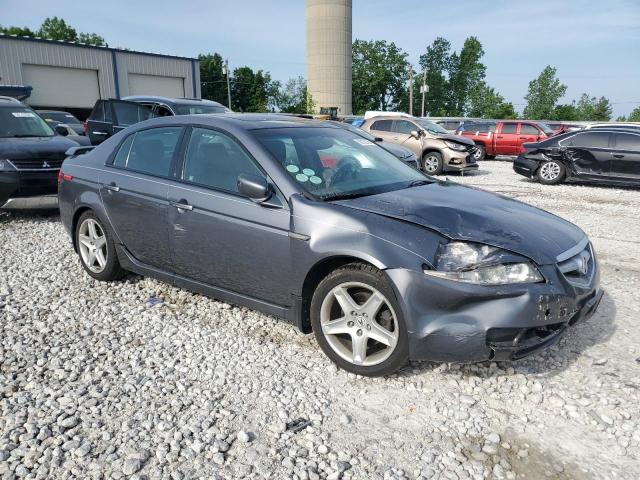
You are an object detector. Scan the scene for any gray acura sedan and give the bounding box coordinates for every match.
[58,114,602,376]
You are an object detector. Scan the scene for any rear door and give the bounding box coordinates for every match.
[610,132,640,181]
[87,100,153,145]
[100,126,184,269]
[366,119,395,143]
[560,131,612,178]
[494,122,519,155]
[111,100,154,135]
[391,119,422,157]
[86,100,113,145]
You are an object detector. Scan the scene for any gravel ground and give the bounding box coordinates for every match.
[1,160,639,480]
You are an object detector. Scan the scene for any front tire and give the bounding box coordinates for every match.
[422,151,444,175]
[75,211,124,281]
[537,160,566,185]
[311,263,409,377]
[473,144,486,161]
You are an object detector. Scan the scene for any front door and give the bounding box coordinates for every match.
[167,126,292,306]
[391,119,423,157]
[100,126,183,269]
[561,131,612,178]
[610,132,640,181]
[518,123,542,149]
[495,122,520,155]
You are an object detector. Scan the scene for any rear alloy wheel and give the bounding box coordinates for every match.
[311,263,409,376]
[76,211,124,281]
[473,144,486,161]
[537,160,566,185]
[422,151,444,175]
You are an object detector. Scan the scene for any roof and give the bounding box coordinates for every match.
[0,96,25,106]
[122,96,224,107]
[0,33,198,62]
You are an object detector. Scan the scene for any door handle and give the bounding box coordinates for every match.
[92,131,108,136]
[170,200,193,211]
[611,153,625,159]
[104,183,120,192]
[497,135,503,139]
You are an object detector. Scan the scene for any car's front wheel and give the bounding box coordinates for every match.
[422,151,444,175]
[473,144,486,161]
[311,263,409,377]
[537,160,566,185]
[76,211,124,281]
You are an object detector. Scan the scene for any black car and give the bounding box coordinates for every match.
[37,110,85,136]
[86,96,230,145]
[514,128,640,185]
[58,114,601,376]
[0,98,79,207]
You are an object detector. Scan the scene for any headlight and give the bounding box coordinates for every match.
[0,159,17,171]
[444,140,468,151]
[424,241,544,285]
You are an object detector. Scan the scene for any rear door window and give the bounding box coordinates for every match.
[90,101,105,122]
[111,101,154,127]
[113,127,182,177]
[370,120,392,132]
[614,133,640,151]
[564,132,611,148]
[501,123,517,134]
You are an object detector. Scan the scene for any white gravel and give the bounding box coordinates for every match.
[1,160,639,479]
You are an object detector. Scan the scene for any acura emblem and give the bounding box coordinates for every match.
[42,161,50,168]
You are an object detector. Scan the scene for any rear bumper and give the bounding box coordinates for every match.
[513,155,539,178]
[0,170,59,206]
[385,260,601,363]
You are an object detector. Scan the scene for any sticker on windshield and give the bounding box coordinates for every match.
[309,175,322,184]
[12,112,35,118]
[295,173,309,182]
[286,165,300,173]
[353,138,375,146]
[302,168,315,176]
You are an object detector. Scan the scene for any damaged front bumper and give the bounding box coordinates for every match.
[385,258,601,363]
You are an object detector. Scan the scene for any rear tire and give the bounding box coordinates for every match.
[537,160,566,185]
[311,263,409,377]
[75,211,125,281]
[422,151,444,175]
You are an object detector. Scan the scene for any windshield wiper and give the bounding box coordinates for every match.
[407,179,432,188]
[321,191,374,201]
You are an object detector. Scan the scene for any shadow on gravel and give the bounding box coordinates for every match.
[0,208,60,223]
[399,289,616,379]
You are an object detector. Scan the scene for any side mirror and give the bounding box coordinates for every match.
[374,136,383,142]
[55,124,69,136]
[410,130,421,140]
[237,173,283,209]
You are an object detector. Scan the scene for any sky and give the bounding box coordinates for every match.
[1,0,639,117]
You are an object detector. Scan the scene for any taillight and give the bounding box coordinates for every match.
[57,170,63,185]
[58,171,73,185]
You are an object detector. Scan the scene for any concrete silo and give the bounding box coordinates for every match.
[306,0,352,116]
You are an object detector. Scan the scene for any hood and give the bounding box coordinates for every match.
[435,133,474,146]
[334,181,585,265]
[0,136,79,160]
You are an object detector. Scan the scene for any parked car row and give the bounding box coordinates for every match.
[58,113,602,376]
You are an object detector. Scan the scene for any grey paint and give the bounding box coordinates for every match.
[58,114,601,363]
[0,35,199,108]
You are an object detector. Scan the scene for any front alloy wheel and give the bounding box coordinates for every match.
[422,151,443,175]
[311,263,409,376]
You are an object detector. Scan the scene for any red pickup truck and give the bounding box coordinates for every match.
[456,120,555,160]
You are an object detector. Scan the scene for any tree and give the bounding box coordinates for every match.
[468,82,516,119]
[627,106,640,122]
[447,36,486,115]
[277,77,314,114]
[0,25,36,37]
[352,39,409,114]
[78,32,106,47]
[199,53,229,106]
[38,17,78,42]
[574,94,612,121]
[523,66,567,120]
[230,66,279,112]
[552,104,579,121]
[416,37,453,116]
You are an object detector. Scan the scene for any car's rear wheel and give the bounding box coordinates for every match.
[422,151,444,175]
[311,263,409,377]
[473,144,486,161]
[537,160,566,185]
[76,211,124,281]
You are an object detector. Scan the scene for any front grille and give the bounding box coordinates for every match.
[8,158,64,171]
[557,243,594,286]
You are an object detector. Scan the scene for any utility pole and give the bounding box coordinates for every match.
[408,64,414,116]
[223,59,232,110]
[421,68,428,118]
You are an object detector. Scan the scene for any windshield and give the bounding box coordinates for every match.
[175,104,230,115]
[416,119,449,135]
[536,122,555,135]
[0,107,55,138]
[253,127,428,200]
[40,111,81,124]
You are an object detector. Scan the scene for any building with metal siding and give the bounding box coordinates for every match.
[0,34,200,118]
